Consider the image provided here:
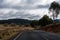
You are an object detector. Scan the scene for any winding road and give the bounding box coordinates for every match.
[10,30,60,40]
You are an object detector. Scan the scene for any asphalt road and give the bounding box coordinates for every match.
[11,30,60,40]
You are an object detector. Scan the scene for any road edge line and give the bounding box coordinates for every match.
[14,32,23,40]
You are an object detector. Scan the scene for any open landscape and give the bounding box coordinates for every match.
[0,0,60,40]
[0,24,34,40]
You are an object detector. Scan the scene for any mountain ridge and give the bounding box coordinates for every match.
[0,18,32,25]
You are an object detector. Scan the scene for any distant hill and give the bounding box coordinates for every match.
[54,19,60,23]
[0,19,32,25]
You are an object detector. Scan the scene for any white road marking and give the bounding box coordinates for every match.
[14,32,23,40]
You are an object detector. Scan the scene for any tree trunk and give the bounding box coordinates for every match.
[53,12,55,23]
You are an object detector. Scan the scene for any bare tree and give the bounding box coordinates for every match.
[49,1,60,23]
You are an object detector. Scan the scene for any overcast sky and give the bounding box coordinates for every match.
[0,0,60,20]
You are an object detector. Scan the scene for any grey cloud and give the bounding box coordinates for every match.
[57,0,60,4]
[0,5,49,10]
[0,0,56,20]
[0,0,49,9]
[0,10,40,20]
[37,4,49,8]
[0,0,3,3]
[28,15,40,20]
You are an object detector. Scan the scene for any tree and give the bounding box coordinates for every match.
[39,15,53,26]
[30,20,39,27]
[49,1,60,21]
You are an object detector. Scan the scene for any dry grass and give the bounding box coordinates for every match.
[0,24,34,40]
[40,23,60,34]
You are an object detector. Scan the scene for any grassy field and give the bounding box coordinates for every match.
[0,24,34,40]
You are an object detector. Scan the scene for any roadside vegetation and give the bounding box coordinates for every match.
[0,24,34,40]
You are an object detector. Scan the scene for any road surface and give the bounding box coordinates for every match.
[10,30,60,40]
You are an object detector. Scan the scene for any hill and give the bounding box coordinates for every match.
[0,19,32,25]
